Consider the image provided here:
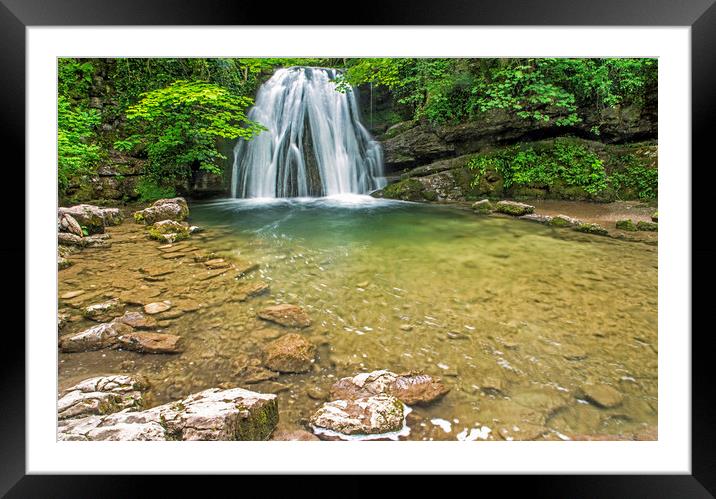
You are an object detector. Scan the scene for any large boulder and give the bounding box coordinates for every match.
[262,333,316,373]
[133,197,189,225]
[58,375,149,419]
[310,394,406,437]
[257,304,311,328]
[329,370,449,406]
[58,204,123,234]
[58,386,278,441]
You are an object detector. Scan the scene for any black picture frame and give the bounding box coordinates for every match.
[2,0,714,496]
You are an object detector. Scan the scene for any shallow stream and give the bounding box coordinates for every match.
[58,196,658,441]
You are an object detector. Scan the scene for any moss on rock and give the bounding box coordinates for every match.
[616,219,638,231]
[495,200,535,216]
[147,220,190,243]
[636,220,658,231]
[575,223,609,236]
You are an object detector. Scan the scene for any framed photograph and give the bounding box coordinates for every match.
[4,0,714,494]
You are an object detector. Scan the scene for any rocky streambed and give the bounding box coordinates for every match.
[57,196,658,441]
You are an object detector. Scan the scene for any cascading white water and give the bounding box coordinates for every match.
[231,67,386,198]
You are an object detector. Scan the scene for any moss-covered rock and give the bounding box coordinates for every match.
[147,220,190,243]
[616,219,638,231]
[549,215,581,228]
[636,221,658,231]
[134,197,189,225]
[378,178,426,201]
[472,199,494,214]
[575,223,609,236]
[651,211,658,222]
[495,200,535,216]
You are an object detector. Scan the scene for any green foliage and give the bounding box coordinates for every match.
[608,154,658,199]
[135,178,177,202]
[125,80,266,185]
[339,58,656,127]
[57,95,102,190]
[58,59,95,99]
[467,139,608,195]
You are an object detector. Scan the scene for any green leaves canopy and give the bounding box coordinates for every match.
[124,80,265,184]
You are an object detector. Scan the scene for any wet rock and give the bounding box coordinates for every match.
[58,375,149,419]
[472,199,494,214]
[310,395,405,436]
[60,290,85,300]
[270,429,320,441]
[237,280,270,299]
[575,223,609,236]
[446,331,469,340]
[520,213,553,224]
[58,310,71,330]
[235,260,260,276]
[85,234,112,248]
[58,233,87,247]
[495,200,534,216]
[144,301,172,315]
[58,255,72,270]
[58,204,123,233]
[636,220,658,232]
[117,311,159,329]
[329,370,449,406]
[580,383,623,408]
[59,321,134,352]
[147,220,190,243]
[205,258,231,269]
[188,225,204,234]
[116,332,182,354]
[83,299,123,322]
[480,376,505,395]
[239,366,279,384]
[550,214,582,227]
[258,304,311,328]
[58,213,83,237]
[156,309,184,320]
[262,333,316,373]
[651,211,658,223]
[133,197,189,225]
[511,388,569,415]
[616,219,638,231]
[400,324,413,331]
[58,387,278,441]
[306,386,329,401]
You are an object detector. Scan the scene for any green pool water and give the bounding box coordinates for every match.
[59,195,658,440]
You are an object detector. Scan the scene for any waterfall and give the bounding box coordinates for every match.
[231,67,386,198]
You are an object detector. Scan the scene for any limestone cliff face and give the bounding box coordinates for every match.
[370,88,657,202]
[378,101,657,174]
[372,138,658,203]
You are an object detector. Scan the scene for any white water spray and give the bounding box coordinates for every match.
[231,67,386,198]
